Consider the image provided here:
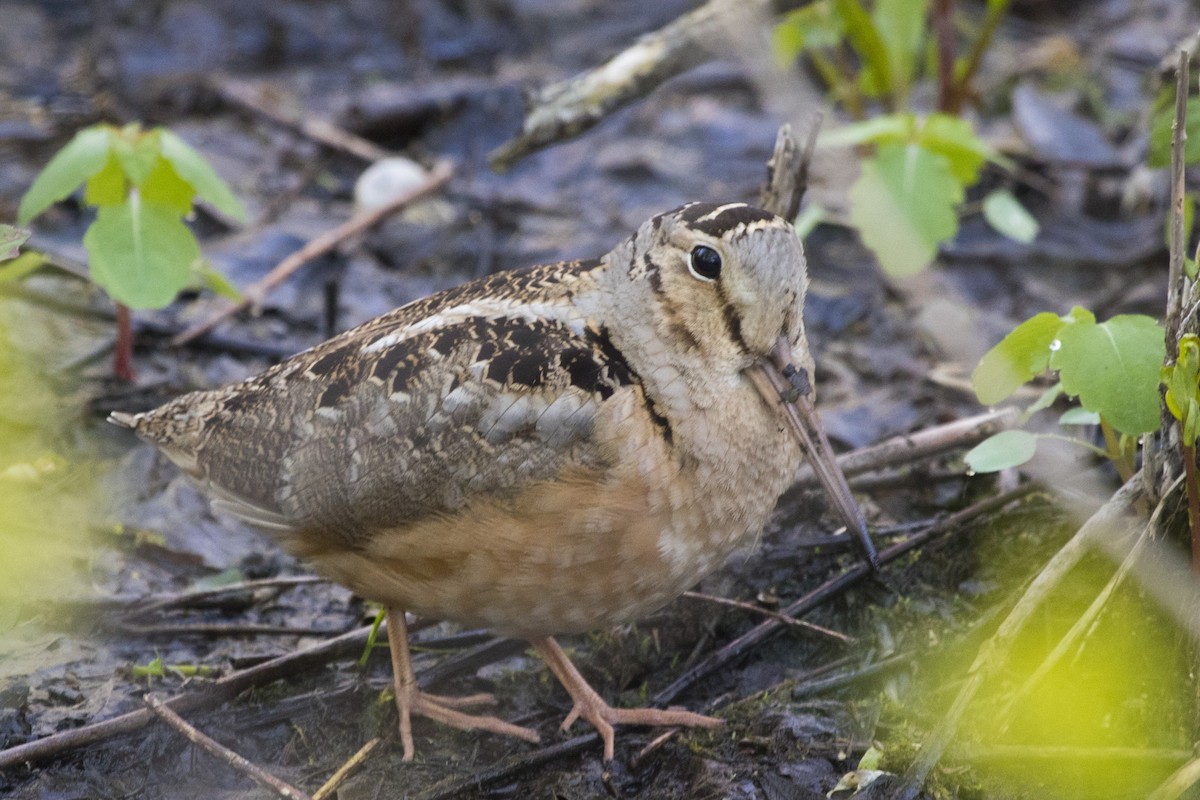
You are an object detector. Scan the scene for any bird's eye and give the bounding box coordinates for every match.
[688,245,722,281]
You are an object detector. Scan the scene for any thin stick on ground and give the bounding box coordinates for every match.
[209,74,392,164]
[311,737,381,800]
[172,160,454,346]
[131,574,326,616]
[894,474,1146,800]
[0,624,371,770]
[144,693,311,800]
[793,408,1017,488]
[681,590,855,644]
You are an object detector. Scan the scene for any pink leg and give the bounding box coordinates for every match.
[387,608,540,760]
[531,636,723,761]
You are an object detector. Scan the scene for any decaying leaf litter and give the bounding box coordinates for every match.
[1,0,1197,797]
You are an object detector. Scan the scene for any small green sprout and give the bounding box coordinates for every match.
[17,123,247,379]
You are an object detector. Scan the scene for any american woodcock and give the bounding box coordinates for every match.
[112,201,874,761]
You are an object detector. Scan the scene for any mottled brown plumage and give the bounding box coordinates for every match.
[112,201,871,761]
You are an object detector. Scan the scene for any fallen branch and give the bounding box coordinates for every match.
[209,74,392,164]
[490,0,815,170]
[172,160,454,346]
[144,693,310,800]
[0,624,371,771]
[794,407,1017,488]
[894,474,1146,800]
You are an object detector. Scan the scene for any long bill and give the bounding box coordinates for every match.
[746,335,878,570]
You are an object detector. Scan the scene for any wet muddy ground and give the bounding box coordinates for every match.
[1,1,1197,797]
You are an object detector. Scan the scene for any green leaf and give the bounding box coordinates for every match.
[849,143,963,276]
[82,195,201,309]
[919,114,991,185]
[983,189,1039,243]
[773,2,844,65]
[84,152,128,207]
[1059,407,1101,426]
[965,430,1038,473]
[1051,314,1166,435]
[1148,96,1200,169]
[972,312,1066,404]
[140,158,196,215]
[833,0,892,97]
[158,129,248,223]
[0,252,44,283]
[819,114,913,149]
[18,126,113,224]
[112,126,161,185]
[873,0,927,102]
[1021,382,1063,423]
[857,745,885,771]
[793,203,826,239]
[1162,334,1200,427]
[0,225,30,261]
[192,261,243,301]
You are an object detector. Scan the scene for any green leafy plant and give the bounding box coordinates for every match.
[0,225,29,262]
[966,307,1165,482]
[1162,333,1200,567]
[17,123,246,380]
[774,0,1036,276]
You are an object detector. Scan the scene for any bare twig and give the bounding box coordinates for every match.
[788,651,910,700]
[414,735,598,800]
[0,624,371,770]
[895,474,1146,800]
[948,0,1011,113]
[144,693,310,799]
[681,590,855,644]
[209,75,392,163]
[1166,49,1190,364]
[118,622,347,638]
[628,729,679,771]
[933,0,954,112]
[490,0,816,170]
[1150,751,1200,799]
[172,160,454,346]
[311,737,381,800]
[793,407,1017,488]
[131,574,326,616]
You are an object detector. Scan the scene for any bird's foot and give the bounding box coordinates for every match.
[532,636,723,761]
[560,694,723,762]
[394,685,541,761]
[386,608,539,760]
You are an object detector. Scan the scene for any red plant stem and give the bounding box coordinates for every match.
[114,302,135,382]
[934,0,955,112]
[951,0,1011,113]
[1185,442,1200,574]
